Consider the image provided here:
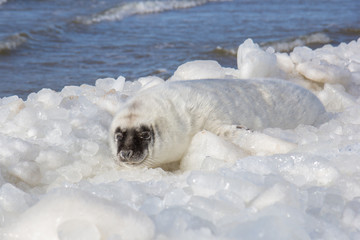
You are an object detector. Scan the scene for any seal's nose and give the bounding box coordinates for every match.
[119,150,133,161]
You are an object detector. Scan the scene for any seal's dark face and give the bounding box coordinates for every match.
[114,125,154,165]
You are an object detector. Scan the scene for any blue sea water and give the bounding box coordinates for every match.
[0,0,359,99]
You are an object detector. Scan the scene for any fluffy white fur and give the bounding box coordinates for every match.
[109,79,326,168]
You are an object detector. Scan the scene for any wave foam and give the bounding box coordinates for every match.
[214,32,332,56]
[261,32,331,52]
[0,33,28,53]
[0,0,7,6]
[76,0,227,24]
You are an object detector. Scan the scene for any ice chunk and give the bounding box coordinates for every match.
[0,183,30,213]
[290,46,314,64]
[0,137,39,167]
[38,120,73,145]
[163,188,190,207]
[187,171,226,197]
[13,107,39,129]
[57,219,100,240]
[0,96,25,123]
[80,140,99,157]
[199,157,234,171]
[275,52,295,73]
[140,197,163,215]
[154,207,215,238]
[342,199,360,231]
[138,76,164,90]
[113,76,126,91]
[234,156,274,176]
[225,215,311,240]
[95,76,125,92]
[1,190,155,240]
[8,161,41,186]
[277,154,339,187]
[317,83,356,111]
[35,149,69,170]
[27,88,62,109]
[289,42,355,86]
[237,39,282,78]
[250,183,286,210]
[273,39,360,88]
[57,166,83,183]
[188,195,242,223]
[296,60,351,84]
[123,80,142,93]
[60,85,84,98]
[170,60,225,81]
[95,77,116,92]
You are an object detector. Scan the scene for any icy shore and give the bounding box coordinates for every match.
[1,38,360,239]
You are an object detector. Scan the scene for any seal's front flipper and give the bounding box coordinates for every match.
[214,124,251,139]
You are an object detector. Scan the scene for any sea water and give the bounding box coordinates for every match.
[1,0,360,239]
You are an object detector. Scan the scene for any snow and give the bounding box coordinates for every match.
[1,38,360,239]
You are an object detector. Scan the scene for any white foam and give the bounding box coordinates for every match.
[0,33,27,52]
[262,32,331,52]
[1,38,360,239]
[77,0,227,24]
[214,32,331,58]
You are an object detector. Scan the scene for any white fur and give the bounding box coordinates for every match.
[109,79,326,168]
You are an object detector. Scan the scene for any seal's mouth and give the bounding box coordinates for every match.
[116,151,148,166]
[119,159,145,166]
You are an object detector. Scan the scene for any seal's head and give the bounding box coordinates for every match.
[112,124,154,165]
[109,100,156,167]
[109,96,193,168]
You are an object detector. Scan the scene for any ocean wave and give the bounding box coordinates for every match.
[213,32,332,56]
[213,45,236,56]
[75,0,228,24]
[0,0,7,6]
[260,32,331,52]
[338,27,360,35]
[0,33,28,53]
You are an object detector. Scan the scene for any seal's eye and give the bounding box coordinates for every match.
[114,132,123,142]
[139,131,151,140]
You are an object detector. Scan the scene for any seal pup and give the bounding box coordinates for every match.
[109,79,326,168]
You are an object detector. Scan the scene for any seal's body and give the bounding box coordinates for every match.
[109,79,326,168]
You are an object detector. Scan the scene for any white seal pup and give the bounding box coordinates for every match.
[109,79,326,168]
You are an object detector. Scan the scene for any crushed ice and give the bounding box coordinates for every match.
[1,38,360,239]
